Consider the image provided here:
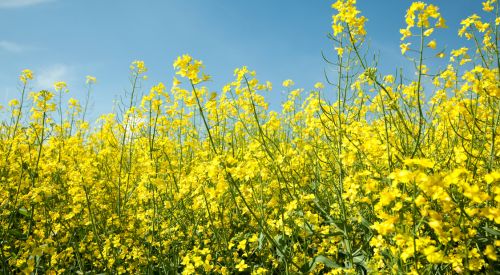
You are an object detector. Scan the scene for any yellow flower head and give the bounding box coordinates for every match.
[423,28,434,37]
[235,260,248,272]
[8,99,20,107]
[427,40,437,49]
[282,79,295,88]
[331,0,367,41]
[384,75,395,83]
[402,2,445,42]
[54,81,68,91]
[19,69,34,84]
[436,16,447,28]
[314,82,325,90]
[335,47,344,56]
[400,43,411,55]
[173,54,207,84]
[86,75,97,85]
[483,0,495,12]
[68,98,79,108]
[130,60,147,75]
[400,28,412,40]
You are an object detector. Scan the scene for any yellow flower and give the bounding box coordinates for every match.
[8,99,20,107]
[451,47,468,57]
[265,80,273,91]
[485,245,497,260]
[252,267,269,275]
[54,81,68,91]
[384,75,395,83]
[173,54,206,84]
[332,23,344,36]
[335,47,344,56]
[436,17,447,28]
[237,239,247,250]
[400,43,411,55]
[86,75,97,84]
[427,40,437,49]
[483,0,494,12]
[68,98,79,107]
[282,79,294,88]
[314,82,324,90]
[19,69,34,84]
[423,28,434,37]
[235,260,248,271]
[484,171,500,184]
[331,0,367,41]
[400,28,412,41]
[371,219,396,235]
[130,60,147,75]
[423,245,445,264]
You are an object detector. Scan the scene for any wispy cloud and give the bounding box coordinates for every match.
[0,40,33,53]
[35,64,73,90]
[0,0,55,8]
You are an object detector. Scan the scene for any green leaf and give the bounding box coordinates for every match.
[8,229,23,238]
[315,255,341,268]
[257,231,266,250]
[18,207,29,217]
[273,234,288,259]
[483,226,500,236]
[301,255,342,273]
[353,255,365,264]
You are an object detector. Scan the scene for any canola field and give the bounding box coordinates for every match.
[1,0,500,274]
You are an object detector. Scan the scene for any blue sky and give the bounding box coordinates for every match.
[0,0,482,118]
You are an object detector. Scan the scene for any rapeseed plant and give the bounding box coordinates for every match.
[0,0,499,274]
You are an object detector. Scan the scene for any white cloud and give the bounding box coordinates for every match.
[35,64,73,90]
[0,40,32,53]
[0,0,54,8]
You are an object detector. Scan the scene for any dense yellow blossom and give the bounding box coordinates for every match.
[0,1,499,274]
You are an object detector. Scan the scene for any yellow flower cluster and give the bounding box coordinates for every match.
[53,81,68,91]
[331,0,367,42]
[19,69,34,84]
[173,54,209,84]
[0,1,499,274]
[399,2,446,55]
